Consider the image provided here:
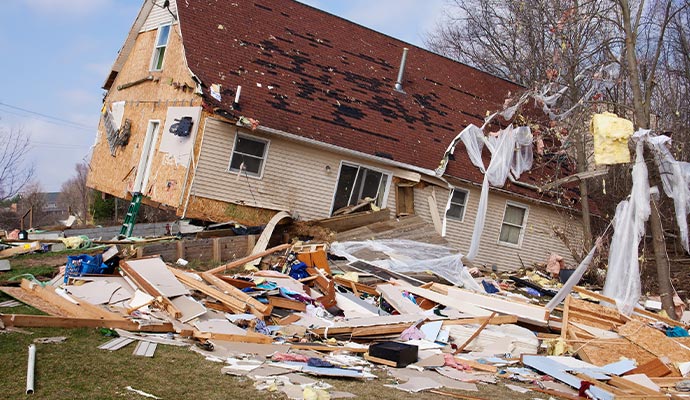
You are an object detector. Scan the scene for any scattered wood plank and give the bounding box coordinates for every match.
[454,312,497,354]
[627,358,673,377]
[441,315,517,326]
[200,271,271,317]
[120,261,182,318]
[313,208,390,233]
[192,329,272,344]
[267,296,306,312]
[207,243,291,274]
[333,276,378,296]
[0,241,41,258]
[572,287,681,327]
[19,279,113,320]
[289,343,368,353]
[0,314,174,332]
[168,267,246,314]
[364,353,398,367]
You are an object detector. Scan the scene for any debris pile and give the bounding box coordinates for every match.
[2,230,690,399]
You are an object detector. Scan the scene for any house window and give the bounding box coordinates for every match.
[151,24,171,71]
[331,163,389,215]
[228,134,269,177]
[446,188,468,221]
[498,202,528,246]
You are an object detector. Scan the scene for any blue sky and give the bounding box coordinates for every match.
[0,0,445,192]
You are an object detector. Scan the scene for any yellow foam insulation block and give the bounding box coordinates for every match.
[591,112,634,165]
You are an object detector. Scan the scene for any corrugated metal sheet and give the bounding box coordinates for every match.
[133,341,157,357]
[140,0,178,32]
[192,118,397,221]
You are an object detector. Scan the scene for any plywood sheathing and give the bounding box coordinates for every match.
[181,194,279,225]
[88,25,198,207]
[618,320,690,365]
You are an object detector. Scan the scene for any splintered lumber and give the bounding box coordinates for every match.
[19,279,120,320]
[168,267,246,314]
[0,241,41,258]
[1,286,71,317]
[0,314,174,332]
[207,243,291,274]
[364,354,398,367]
[627,358,673,377]
[572,286,682,327]
[618,320,690,365]
[454,357,498,373]
[333,276,378,296]
[454,312,497,354]
[441,315,517,326]
[306,267,337,308]
[267,296,306,312]
[192,329,272,344]
[120,261,182,318]
[200,272,271,317]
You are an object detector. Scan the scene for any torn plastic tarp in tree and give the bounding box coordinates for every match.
[602,130,650,315]
[329,239,481,291]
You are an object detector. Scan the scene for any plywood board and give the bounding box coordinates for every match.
[618,320,690,364]
[125,258,189,297]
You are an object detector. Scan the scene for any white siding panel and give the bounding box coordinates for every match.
[192,119,396,221]
[415,184,583,271]
[140,0,178,32]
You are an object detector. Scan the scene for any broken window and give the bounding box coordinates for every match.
[498,202,528,246]
[228,133,269,177]
[151,24,171,71]
[331,163,389,215]
[446,188,469,221]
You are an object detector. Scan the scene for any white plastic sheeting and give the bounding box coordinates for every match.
[439,124,533,260]
[329,239,481,291]
[602,131,651,315]
[647,135,690,253]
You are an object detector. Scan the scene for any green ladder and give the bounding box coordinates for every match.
[119,193,143,238]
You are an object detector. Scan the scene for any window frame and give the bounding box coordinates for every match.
[446,187,469,222]
[497,200,529,248]
[329,161,391,215]
[150,24,172,71]
[227,132,270,179]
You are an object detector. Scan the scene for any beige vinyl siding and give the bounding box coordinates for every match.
[191,118,397,221]
[140,0,178,32]
[415,184,583,271]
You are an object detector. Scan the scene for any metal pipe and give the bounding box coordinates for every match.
[394,48,409,92]
[26,344,36,394]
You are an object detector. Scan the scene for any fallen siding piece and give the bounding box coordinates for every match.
[98,337,134,351]
[0,314,174,332]
[246,211,292,268]
[133,341,157,357]
[376,284,423,315]
[168,267,246,313]
[434,284,548,325]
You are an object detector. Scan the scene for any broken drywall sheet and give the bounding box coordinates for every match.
[126,258,189,298]
[170,295,206,323]
[65,281,122,305]
[159,106,201,166]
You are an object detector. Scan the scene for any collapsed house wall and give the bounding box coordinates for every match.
[87,19,199,209]
[414,184,583,271]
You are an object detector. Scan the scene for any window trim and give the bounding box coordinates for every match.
[150,24,171,71]
[227,131,270,179]
[329,160,391,216]
[446,187,469,222]
[497,200,529,248]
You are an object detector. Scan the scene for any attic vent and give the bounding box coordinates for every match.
[394,48,409,92]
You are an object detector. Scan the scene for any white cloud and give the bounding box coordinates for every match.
[22,0,114,17]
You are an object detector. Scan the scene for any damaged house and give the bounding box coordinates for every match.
[87,0,586,271]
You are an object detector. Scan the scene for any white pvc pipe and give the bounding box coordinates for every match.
[26,344,36,394]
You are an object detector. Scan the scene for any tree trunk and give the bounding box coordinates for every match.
[649,197,678,320]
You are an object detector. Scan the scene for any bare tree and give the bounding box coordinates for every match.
[0,125,34,201]
[17,181,47,228]
[60,162,93,225]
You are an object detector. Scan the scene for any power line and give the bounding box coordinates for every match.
[0,101,94,131]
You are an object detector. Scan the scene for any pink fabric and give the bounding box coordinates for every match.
[443,354,471,371]
[546,253,565,277]
[272,353,309,362]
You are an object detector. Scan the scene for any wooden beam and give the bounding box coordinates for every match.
[454,312,497,354]
[289,343,368,353]
[1,314,174,332]
[20,279,104,319]
[441,315,517,326]
[267,296,306,312]
[167,267,246,314]
[192,330,272,344]
[200,272,271,317]
[364,354,398,367]
[560,295,571,340]
[539,168,609,191]
[333,276,378,296]
[206,243,291,274]
[119,261,182,318]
